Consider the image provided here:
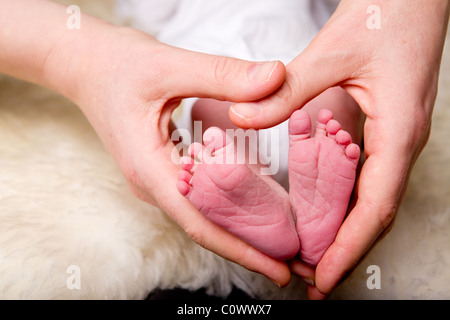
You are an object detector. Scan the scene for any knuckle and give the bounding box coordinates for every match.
[123,166,141,188]
[211,56,235,83]
[387,106,432,153]
[268,76,300,117]
[405,108,432,150]
[377,207,396,230]
[184,225,207,249]
[413,108,431,132]
[360,199,396,232]
[119,158,145,190]
[280,75,297,104]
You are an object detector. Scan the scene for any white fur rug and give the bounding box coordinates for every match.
[0,0,449,299]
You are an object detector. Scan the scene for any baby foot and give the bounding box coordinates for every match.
[288,109,360,266]
[177,127,300,260]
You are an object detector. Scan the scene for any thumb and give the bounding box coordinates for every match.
[163,45,286,102]
[228,42,353,129]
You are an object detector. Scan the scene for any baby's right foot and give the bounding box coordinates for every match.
[288,109,360,266]
[177,127,300,260]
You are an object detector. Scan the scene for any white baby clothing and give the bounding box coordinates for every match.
[116,0,339,188]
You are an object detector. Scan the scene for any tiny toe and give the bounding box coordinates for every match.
[335,130,352,147]
[203,127,234,164]
[326,119,341,137]
[289,110,312,142]
[180,156,195,171]
[317,109,334,124]
[345,143,361,161]
[177,180,191,196]
[315,109,334,135]
[188,142,205,161]
[178,169,193,184]
[203,127,229,152]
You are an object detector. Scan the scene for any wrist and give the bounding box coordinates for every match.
[51,22,163,107]
[42,14,124,102]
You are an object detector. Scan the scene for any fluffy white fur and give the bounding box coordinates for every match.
[0,0,449,299]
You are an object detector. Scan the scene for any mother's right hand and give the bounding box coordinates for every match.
[64,22,291,285]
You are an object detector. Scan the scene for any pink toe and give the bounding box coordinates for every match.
[180,156,196,172]
[335,130,352,146]
[326,119,341,136]
[177,180,191,196]
[345,143,361,160]
[178,170,192,184]
[203,127,228,152]
[317,109,334,125]
[315,109,334,135]
[289,110,312,139]
[188,142,204,159]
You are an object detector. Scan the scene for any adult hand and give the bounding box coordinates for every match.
[0,1,290,286]
[70,21,291,286]
[229,0,450,298]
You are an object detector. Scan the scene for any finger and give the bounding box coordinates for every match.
[228,28,363,129]
[307,286,328,300]
[313,147,412,295]
[289,259,315,286]
[161,45,286,102]
[290,260,329,299]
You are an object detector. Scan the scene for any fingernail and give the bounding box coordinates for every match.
[248,61,278,82]
[230,103,260,120]
[302,277,315,287]
[270,279,281,288]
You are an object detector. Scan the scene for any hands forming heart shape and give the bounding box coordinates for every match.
[1,0,448,299]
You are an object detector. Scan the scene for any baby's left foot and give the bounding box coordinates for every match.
[177,127,300,260]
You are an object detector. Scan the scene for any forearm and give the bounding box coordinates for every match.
[0,0,120,100]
